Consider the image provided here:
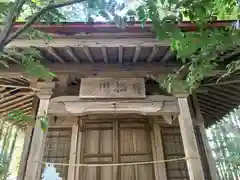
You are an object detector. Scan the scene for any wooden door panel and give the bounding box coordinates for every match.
[78,118,154,180]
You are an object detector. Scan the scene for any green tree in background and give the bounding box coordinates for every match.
[207,108,240,179]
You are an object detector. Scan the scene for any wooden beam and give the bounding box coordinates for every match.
[68,120,78,180]
[0,63,180,77]
[177,96,205,180]
[151,123,167,180]
[118,46,123,63]
[101,46,108,63]
[8,38,169,48]
[47,47,65,63]
[147,46,158,62]
[83,46,94,63]
[133,46,141,63]
[65,47,80,63]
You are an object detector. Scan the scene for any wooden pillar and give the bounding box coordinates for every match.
[75,118,83,180]
[192,93,217,180]
[68,119,78,180]
[17,80,39,180]
[151,122,167,180]
[17,126,33,180]
[177,95,205,180]
[24,81,55,180]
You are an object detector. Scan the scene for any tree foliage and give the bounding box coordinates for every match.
[207,108,240,178]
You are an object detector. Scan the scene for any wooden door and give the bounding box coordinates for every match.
[77,117,155,180]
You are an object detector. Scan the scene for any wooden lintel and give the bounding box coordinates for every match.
[8,38,169,48]
[48,95,179,116]
[101,46,108,63]
[133,46,141,63]
[83,46,94,63]
[65,47,80,63]
[48,47,65,63]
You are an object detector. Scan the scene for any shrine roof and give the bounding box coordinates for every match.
[1,20,240,127]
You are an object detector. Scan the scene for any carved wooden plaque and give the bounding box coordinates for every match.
[80,78,146,98]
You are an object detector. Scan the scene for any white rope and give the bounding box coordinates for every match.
[35,156,199,167]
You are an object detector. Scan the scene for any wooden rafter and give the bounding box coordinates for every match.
[202,79,240,86]
[7,78,27,85]
[161,50,173,63]
[201,93,238,106]
[6,56,20,64]
[83,46,94,63]
[65,47,80,63]
[0,97,33,112]
[133,46,141,63]
[48,47,65,63]
[0,77,34,127]
[0,93,34,108]
[101,46,108,63]
[198,99,228,112]
[118,46,123,63]
[147,46,158,62]
[199,95,234,109]
[217,86,240,98]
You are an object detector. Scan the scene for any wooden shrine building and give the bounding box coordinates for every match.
[1,21,240,180]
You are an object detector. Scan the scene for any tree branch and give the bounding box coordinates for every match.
[4,0,86,46]
[1,0,26,45]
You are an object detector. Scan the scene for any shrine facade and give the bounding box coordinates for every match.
[2,21,239,180]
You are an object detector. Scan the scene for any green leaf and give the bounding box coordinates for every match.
[136,5,147,26]
[39,116,48,132]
